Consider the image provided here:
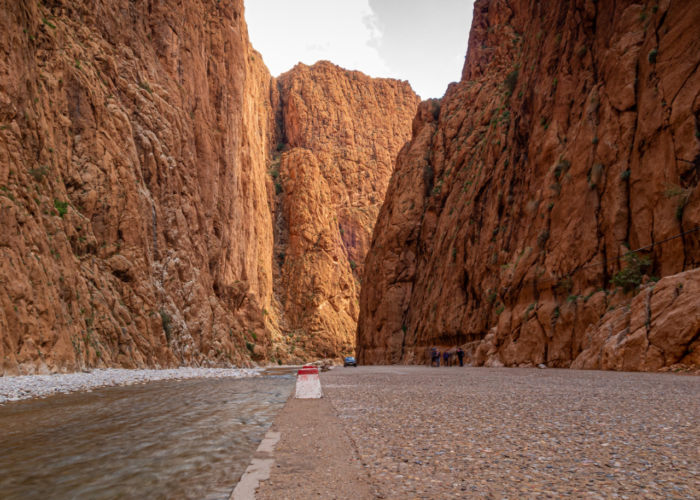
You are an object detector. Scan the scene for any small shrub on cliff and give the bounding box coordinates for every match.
[663,182,691,203]
[553,160,571,179]
[274,182,282,195]
[160,309,173,341]
[648,48,658,64]
[523,302,537,320]
[350,260,357,270]
[139,81,153,94]
[504,70,519,94]
[555,276,573,294]
[611,253,652,293]
[53,199,68,217]
[28,165,49,182]
[663,182,692,220]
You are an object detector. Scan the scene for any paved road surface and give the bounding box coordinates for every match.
[319,366,699,499]
[256,398,374,499]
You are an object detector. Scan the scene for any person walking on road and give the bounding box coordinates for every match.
[431,348,440,367]
[442,350,450,367]
[457,348,465,367]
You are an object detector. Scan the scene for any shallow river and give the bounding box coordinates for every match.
[0,368,296,499]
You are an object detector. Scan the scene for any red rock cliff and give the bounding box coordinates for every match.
[358,0,700,372]
[0,0,278,374]
[269,62,419,362]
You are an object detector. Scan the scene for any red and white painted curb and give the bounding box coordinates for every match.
[294,365,323,399]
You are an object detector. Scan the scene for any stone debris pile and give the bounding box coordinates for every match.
[0,367,258,403]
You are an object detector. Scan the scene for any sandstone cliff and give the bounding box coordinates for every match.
[358,0,700,372]
[0,0,277,375]
[270,62,419,362]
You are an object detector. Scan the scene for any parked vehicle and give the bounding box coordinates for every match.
[344,356,357,367]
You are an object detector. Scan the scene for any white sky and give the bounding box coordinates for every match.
[245,0,475,100]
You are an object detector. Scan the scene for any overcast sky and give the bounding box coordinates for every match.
[245,0,475,99]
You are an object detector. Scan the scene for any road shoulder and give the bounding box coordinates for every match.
[255,396,375,499]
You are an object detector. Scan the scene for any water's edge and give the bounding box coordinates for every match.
[0,369,297,500]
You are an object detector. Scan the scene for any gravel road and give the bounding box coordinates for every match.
[323,366,700,499]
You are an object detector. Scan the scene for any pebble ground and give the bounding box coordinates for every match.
[323,366,700,499]
[0,367,258,403]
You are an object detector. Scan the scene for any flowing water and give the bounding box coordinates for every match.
[0,368,297,499]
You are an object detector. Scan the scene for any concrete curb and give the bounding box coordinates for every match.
[294,366,323,398]
[230,431,281,500]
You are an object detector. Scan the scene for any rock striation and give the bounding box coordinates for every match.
[0,0,278,375]
[270,62,419,362]
[0,1,419,375]
[358,0,700,372]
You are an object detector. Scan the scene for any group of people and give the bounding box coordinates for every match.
[429,347,465,367]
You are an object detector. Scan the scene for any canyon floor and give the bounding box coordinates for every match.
[261,366,700,499]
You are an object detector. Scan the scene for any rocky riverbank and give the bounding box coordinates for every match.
[0,368,259,404]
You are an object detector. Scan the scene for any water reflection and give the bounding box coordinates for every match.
[0,372,295,500]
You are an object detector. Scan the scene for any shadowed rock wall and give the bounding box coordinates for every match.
[358,0,700,372]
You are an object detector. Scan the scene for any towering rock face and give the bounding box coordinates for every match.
[358,0,700,371]
[0,0,278,375]
[270,62,419,361]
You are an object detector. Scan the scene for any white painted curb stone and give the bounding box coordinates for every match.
[294,365,323,399]
[230,431,281,500]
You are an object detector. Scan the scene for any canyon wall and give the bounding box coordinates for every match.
[0,0,278,375]
[270,62,419,362]
[358,0,700,372]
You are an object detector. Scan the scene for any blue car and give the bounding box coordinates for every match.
[344,356,357,367]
